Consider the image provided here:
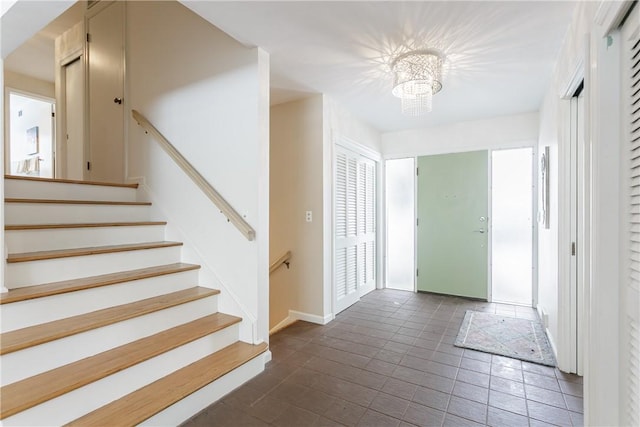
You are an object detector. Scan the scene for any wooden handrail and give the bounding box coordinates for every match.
[269,251,291,274]
[132,110,255,241]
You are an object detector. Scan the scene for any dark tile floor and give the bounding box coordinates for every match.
[182,289,583,427]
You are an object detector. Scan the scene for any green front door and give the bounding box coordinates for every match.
[417,151,489,299]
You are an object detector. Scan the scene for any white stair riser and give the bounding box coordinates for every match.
[143,352,266,426]
[1,270,200,332]
[5,225,166,253]
[6,246,182,288]
[5,203,151,225]
[1,326,240,427]
[0,295,219,386]
[4,180,139,202]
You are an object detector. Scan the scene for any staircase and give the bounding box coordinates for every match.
[0,175,268,426]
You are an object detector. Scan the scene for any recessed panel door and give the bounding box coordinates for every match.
[87,1,125,182]
[417,150,489,299]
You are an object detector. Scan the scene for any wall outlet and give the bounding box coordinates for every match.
[305,211,312,222]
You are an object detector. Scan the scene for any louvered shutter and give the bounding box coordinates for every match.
[623,9,640,426]
[335,146,377,313]
[347,157,358,237]
[336,153,347,239]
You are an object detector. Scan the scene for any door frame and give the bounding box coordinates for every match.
[332,134,381,316]
[406,146,537,303]
[58,52,85,180]
[558,54,588,374]
[4,88,56,177]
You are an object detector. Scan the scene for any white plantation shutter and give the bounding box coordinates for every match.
[347,157,358,237]
[336,153,347,239]
[335,145,377,313]
[623,9,640,426]
[367,240,376,283]
[336,248,347,299]
[347,246,357,294]
[366,163,376,233]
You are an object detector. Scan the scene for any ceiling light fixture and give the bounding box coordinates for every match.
[391,49,446,116]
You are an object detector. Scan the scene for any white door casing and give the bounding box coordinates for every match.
[65,57,84,181]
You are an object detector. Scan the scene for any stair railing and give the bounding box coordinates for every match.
[132,110,256,241]
[269,251,291,274]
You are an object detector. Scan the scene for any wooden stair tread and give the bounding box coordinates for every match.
[65,341,268,427]
[7,241,183,263]
[0,313,241,419]
[4,175,138,189]
[5,198,151,206]
[0,263,200,304]
[5,221,167,231]
[0,287,220,355]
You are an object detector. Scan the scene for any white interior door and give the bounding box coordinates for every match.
[65,57,85,181]
[621,9,640,425]
[335,146,376,313]
[87,1,125,182]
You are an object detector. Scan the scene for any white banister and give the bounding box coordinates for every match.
[132,110,255,241]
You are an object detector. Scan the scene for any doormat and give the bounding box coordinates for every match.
[454,310,556,367]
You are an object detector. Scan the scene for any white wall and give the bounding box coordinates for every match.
[1,59,6,292]
[381,112,539,158]
[537,1,627,425]
[270,96,325,329]
[127,1,270,344]
[3,71,54,98]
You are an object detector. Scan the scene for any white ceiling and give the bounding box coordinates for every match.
[3,1,83,83]
[4,1,576,133]
[184,1,576,132]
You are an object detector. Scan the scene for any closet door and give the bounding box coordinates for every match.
[335,147,376,314]
[621,7,640,426]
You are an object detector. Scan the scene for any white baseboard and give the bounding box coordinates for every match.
[538,305,559,363]
[268,311,334,336]
[289,310,333,325]
[269,316,296,335]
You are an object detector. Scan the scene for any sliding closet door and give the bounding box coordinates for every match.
[335,146,376,314]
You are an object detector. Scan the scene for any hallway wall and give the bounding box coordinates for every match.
[126,0,270,344]
[270,95,325,330]
[537,1,625,424]
[381,112,539,158]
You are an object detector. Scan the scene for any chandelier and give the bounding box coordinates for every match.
[391,49,446,116]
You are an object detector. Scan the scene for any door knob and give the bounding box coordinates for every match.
[473,228,486,233]
[113,97,123,104]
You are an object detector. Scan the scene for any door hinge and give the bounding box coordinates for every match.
[86,33,91,43]
[416,218,419,226]
[51,112,55,118]
[571,242,576,256]
[416,269,419,277]
[87,161,91,171]
[416,167,419,176]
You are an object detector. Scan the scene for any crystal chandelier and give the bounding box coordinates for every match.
[391,49,446,116]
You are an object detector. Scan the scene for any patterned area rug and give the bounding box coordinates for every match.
[454,310,556,367]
